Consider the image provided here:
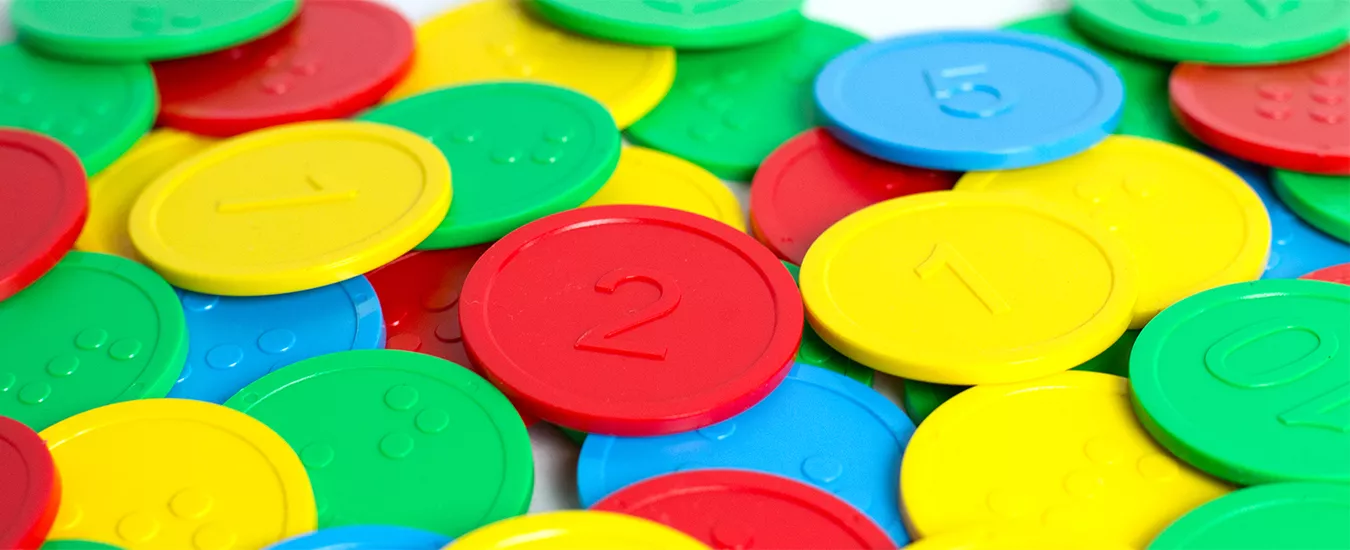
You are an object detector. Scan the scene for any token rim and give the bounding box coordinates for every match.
[1302,263,1350,285]
[448,510,710,550]
[0,129,88,302]
[584,146,746,232]
[0,417,59,549]
[1273,170,1350,243]
[526,0,806,49]
[1149,482,1350,550]
[266,524,452,550]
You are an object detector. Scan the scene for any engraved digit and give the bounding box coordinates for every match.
[1246,0,1299,19]
[575,268,682,360]
[924,65,1016,119]
[1206,321,1339,388]
[1131,0,1220,25]
[916,243,1010,314]
[218,173,358,213]
[1280,381,1350,432]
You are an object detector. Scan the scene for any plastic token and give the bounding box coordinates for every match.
[0,129,86,302]
[578,364,914,544]
[11,0,300,62]
[627,20,866,181]
[1274,170,1350,243]
[128,121,451,296]
[0,416,59,550]
[1216,157,1350,279]
[1150,482,1350,550]
[591,469,895,549]
[781,262,872,386]
[39,542,123,550]
[1071,0,1350,65]
[169,277,385,404]
[387,0,673,129]
[459,205,802,436]
[815,30,1123,171]
[1131,279,1350,484]
[802,191,1136,384]
[360,82,619,249]
[751,129,957,264]
[583,146,745,232]
[0,43,155,176]
[224,350,533,537]
[268,526,452,550]
[0,252,187,431]
[902,371,1230,547]
[155,0,414,137]
[957,136,1269,327]
[1170,47,1350,175]
[903,525,1131,550]
[1304,263,1350,285]
[527,0,804,49]
[76,130,215,264]
[40,399,315,547]
[448,511,709,550]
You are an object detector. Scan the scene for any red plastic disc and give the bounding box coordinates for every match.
[459,205,803,436]
[1171,46,1350,175]
[750,129,957,265]
[0,129,87,302]
[591,469,895,549]
[1302,263,1350,285]
[154,0,414,137]
[0,416,60,550]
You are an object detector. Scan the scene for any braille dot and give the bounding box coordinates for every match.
[416,408,450,434]
[508,63,535,77]
[711,520,755,549]
[14,91,34,105]
[258,329,297,354]
[110,339,143,360]
[450,129,480,143]
[435,319,462,343]
[193,524,237,550]
[68,123,88,137]
[0,372,14,392]
[802,456,844,483]
[387,333,423,352]
[1084,436,1127,465]
[1311,87,1345,106]
[262,78,290,95]
[301,443,334,469]
[379,432,415,459]
[46,355,79,377]
[264,54,285,68]
[1257,82,1294,101]
[697,422,735,441]
[291,61,320,76]
[19,382,50,405]
[34,118,56,133]
[1256,102,1292,120]
[491,151,521,164]
[1138,453,1179,481]
[171,14,202,28]
[180,293,219,312]
[169,488,213,519]
[544,128,574,143]
[1312,69,1348,86]
[384,385,419,410]
[117,511,160,543]
[532,149,561,164]
[58,504,83,529]
[1310,108,1347,124]
[205,344,243,369]
[76,329,108,350]
[1063,470,1104,498]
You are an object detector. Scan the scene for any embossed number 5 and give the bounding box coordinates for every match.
[924,64,1016,119]
[575,268,681,360]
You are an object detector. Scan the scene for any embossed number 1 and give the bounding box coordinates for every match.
[916,243,1010,314]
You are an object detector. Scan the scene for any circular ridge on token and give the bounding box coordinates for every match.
[527,0,805,49]
[267,525,452,550]
[583,146,745,232]
[459,205,803,436]
[591,469,895,549]
[1303,263,1350,285]
[447,511,710,550]
[0,417,59,550]
[1149,482,1350,550]
[0,129,87,302]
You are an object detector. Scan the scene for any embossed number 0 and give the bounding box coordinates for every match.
[1206,320,1350,432]
[923,65,1016,119]
[575,268,681,360]
[916,243,1010,314]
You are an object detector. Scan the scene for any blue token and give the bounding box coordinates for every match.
[814,30,1123,171]
[577,364,915,544]
[266,525,451,550]
[168,276,385,403]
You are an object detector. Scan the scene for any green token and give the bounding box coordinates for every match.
[781,262,873,386]
[0,43,155,175]
[223,350,534,537]
[559,425,587,444]
[1004,13,1196,148]
[527,0,805,49]
[1149,482,1350,550]
[1273,171,1350,244]
[901,329,1138,424]
[1131,279,1350,485]
[0,251,187,431]
[11,0,299,62]
[626,20,866,182]
[1070,0,1350,65]
[360,82,620,249]
[40,541,125,550]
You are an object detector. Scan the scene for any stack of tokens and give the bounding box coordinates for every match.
[1,0,1348,549]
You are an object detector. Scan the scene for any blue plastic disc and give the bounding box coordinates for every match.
[167,276,385,403]
[266,525,452,550]
[577,363,915,544]
[814,30,1123,171]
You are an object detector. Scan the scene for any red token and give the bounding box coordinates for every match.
[1302,263,1350,285]
[0,129,87,302]
[750,129,957,265]
[1171,46,1350,175]
[591,469,895,549]
[0,416,60,550]
[459,205,802,436]
[154,0,414,137]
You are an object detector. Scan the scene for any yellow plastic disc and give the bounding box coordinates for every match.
[387,0,674,128]
[129,121,451,296]
[582,146,746,231]
[957,135,1268,328]
[445,511,710,550]
[76,130,216,263]
[900,372,1231,548]
[800,191,1136,385]
[902,524,1132,550]
[40,399,316,549]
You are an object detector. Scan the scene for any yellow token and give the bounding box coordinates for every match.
[40,399,315,549]
[900,372,1230,548]
[800,191,1136,385]
[76,130,216,263]
[446,511,709,550]
[957,136,1269,328]
[582,146,746,231]
[129,121,451,296]
[388,0,674,128]
[903,524,1132,550]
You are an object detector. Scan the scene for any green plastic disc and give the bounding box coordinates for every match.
[781,261,873,386]
[1131,279,1350,485]
[360,82,620,249]
[626,20,866,182]
[0,251,187,431]
[527,0,805,49]
[40,541,125,550]
[1273,171,1350,244]
[0,43,155,175]
[559,425,587,444]
[1070,0,1350,65]
[1004,13,1195,148]
[1149,482,1350,549]
[11,0,299,62]
[223,350,534,537]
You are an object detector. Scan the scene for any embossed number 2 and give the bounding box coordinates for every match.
[575,268,682,360]
[1206,320,1350,432]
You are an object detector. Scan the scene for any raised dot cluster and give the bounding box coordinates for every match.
[102,487,235,549]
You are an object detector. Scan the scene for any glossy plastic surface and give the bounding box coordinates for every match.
[528,0,804,48]
[0,129,87,302]
[0,417,59,550]
[583,146,745,232]
[1273,170,1350,243]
